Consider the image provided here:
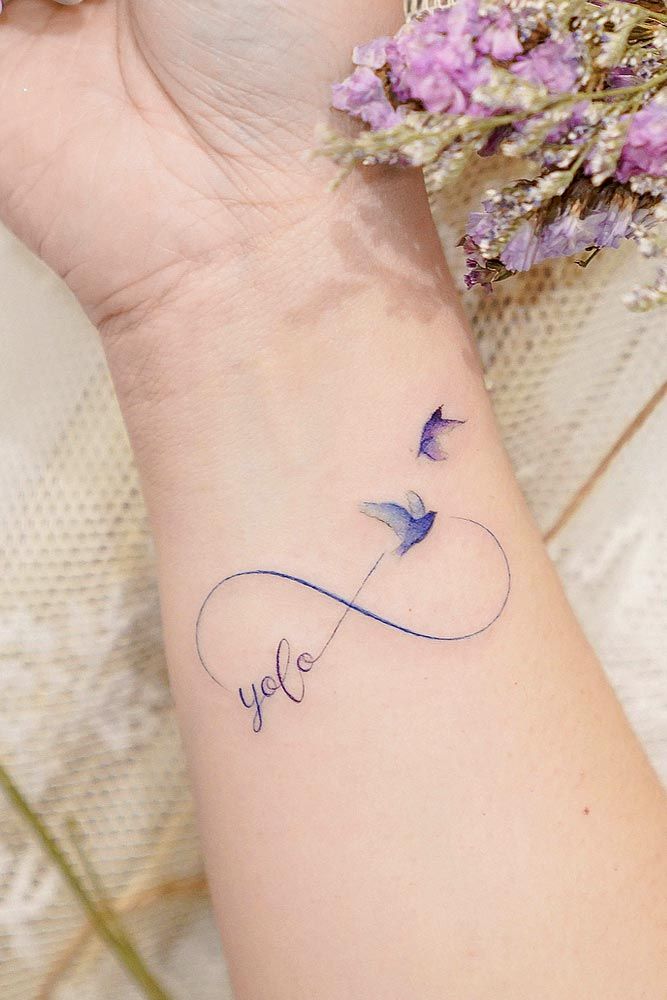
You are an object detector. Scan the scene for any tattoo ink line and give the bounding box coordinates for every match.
[210,551,386,733]
[195,410,512,733]
[195,515,511,733]
[310,551,386,665]
[196,517,509,659]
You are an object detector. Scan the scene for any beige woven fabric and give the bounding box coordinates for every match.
[0,228,231,999]
[0,3,665,996]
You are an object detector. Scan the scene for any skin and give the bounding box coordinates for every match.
[0,1,403,326]
[1,3,666,999]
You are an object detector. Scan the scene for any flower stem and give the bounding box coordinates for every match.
[0,761,176,1000]
[617,0,667,26]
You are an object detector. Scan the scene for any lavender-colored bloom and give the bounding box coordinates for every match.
[463,263,495,290]
[441,0,478,35]
[533,212,601,259]
[360,493,436,556]
[353,37,392,69]
[385,3,493,115]
[616,97,667,182]
[333,2,530,125]
[500,221,541,271]
[499,200,635,272]
[542,101,590,144]
[498,103,590,153]
[606,65,642,89]
[476,8,522,61]
[331,66,402,130]
[512,38,582,94]
[467,206,496,243]
[583,203,634,248]
[459,235,499,290]
[403,64,469,115]
[418,406,466,460]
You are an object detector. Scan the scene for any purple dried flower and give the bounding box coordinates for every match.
[500,221,542,271]
[326,0,667,310]
[385,2,494,115]
[500,213,605,271]
[585,206,630,248]
[459,235,504,290]
[476,7,522,61]
[353,37,392,70]
[606,65,642,89]
[463,177,651,279]
[500,190,641,271]
[331,66,403,131]
[512,38,582,94]
[532,212,602,259]
[463,262,497,291]
[467,206,496,244]
[616,96,667,182]
[332,2,592,127]
[543,101,590,144]
[418,406,466,460]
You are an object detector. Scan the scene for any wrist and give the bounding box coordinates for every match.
[99,165,450,367]
[98,165,481,516]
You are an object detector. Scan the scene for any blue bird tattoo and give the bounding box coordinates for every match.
[360,491,436,555]
[418,406,465,461]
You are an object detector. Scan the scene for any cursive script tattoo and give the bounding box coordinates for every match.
[195,407,511,733]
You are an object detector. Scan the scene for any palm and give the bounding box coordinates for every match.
[0,0,402,325]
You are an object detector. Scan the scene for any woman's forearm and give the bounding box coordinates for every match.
[102,169,666,999]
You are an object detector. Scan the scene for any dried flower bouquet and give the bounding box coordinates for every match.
[322,0,667,309]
